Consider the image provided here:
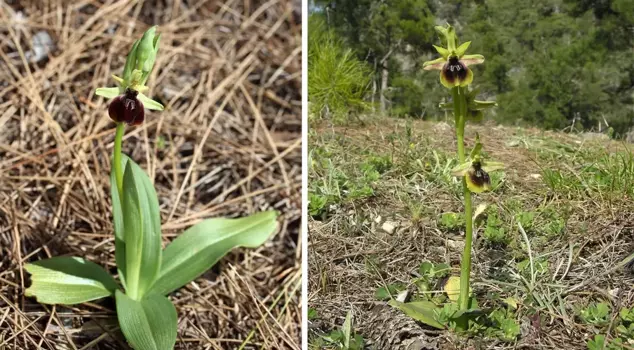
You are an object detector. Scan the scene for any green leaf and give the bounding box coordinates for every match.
[375,283,405,300]
[308,308,319,320]
[432,263,451,278]
[503,297,519,310]
[388,300,444,329]
[111,155,129,289]
[138,92,164,111]
[342,310,352,349]
[147,211,278,296]
[587,334,605,350]
[450,307,483,320]
[122,160,162,299]
[25,257,118,305]
[418,261,433,276]
[115,290,176,350]
[123,40,140,82]
[96,87,121,99]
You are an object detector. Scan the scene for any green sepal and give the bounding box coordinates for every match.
[461,54,485,66]
[434,24,457,52]
[434,25,448,38]
[115,290,177,350]
[138,93,164,111]
[445,25,457,52]
[470,143,482,159]
[451,160,472,177]
[469,133,482,159]
[481,160,505,173]
[451,159,504,177]
[456,41,471,57]
[24,257,119,305]
[95,87,121,99]
[423,56,446,71]
[433,45,450,59]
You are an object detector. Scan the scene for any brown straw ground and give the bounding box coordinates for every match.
[308,118,634,349]
[0,1,301,349]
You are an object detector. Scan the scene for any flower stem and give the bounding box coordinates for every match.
[114,123,125,197]
[453,87,474,311]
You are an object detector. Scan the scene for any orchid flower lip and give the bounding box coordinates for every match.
[108,89,145,126]
[466,161,491,193]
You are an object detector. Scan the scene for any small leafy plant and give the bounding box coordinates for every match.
[587,334,625,350]
[24,27,278,350]
[318,310,365,350]
[578,302,611,326]
[617,307,634,339]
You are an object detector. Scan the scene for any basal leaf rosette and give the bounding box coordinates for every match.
[423,24,484,89]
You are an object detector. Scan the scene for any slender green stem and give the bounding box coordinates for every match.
[453,87,474,310]
[114,123,125,197]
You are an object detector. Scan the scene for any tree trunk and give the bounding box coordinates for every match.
[371,57,377,112]
[380,60,389,114]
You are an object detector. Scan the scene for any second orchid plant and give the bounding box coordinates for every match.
[25,26,278,350]
[390,24,503,330]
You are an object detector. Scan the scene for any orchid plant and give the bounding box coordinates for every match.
[390,24,502,330]
[25,26,278,350]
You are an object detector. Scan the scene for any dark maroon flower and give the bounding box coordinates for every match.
[108,89,144,126]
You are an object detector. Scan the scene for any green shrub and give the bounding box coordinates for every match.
[308,15,371,123]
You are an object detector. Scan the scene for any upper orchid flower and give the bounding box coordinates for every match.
[423,24,484,89]
[95,26,164,125]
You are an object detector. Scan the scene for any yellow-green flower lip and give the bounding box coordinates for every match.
[465,161,491,193]
[451,156,504,194]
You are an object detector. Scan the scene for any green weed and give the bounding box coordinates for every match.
[578,302,611,326]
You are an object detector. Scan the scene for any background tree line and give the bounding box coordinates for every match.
[308,0,634,137]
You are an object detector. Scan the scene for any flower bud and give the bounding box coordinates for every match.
[136,26,160,78]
